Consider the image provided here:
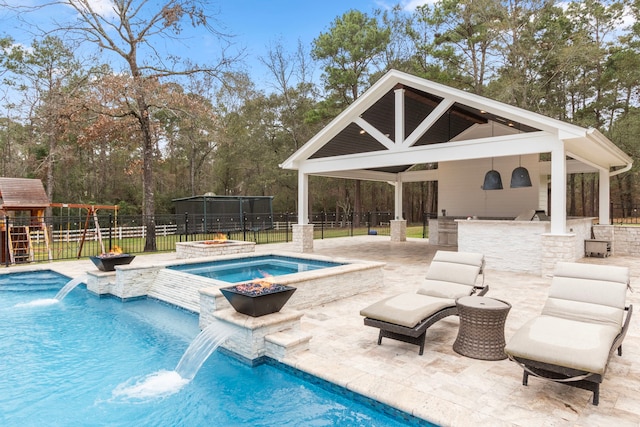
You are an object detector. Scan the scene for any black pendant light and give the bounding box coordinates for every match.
[510,156,532,188]
[482,158,503,190]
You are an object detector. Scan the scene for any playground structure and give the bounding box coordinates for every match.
[0,177,118,265]
[49,203,119,258]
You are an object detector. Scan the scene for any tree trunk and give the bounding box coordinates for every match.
[45,132,56,218]
[569,175,576,216]
[190,148,196,196]
[137,96,156,252]
[580,174,586,216]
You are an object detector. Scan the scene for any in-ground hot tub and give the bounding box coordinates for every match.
[193,252,385,326]
[83,251,385,364]
[93,251,385,317]
[167,254,345,282]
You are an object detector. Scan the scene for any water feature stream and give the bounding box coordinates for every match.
[13,274,88,307]
[54,274,89,301]
[113,319,236,400]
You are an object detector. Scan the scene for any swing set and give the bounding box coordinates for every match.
[49,203,119,259]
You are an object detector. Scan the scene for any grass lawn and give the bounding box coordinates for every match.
[26,224,428,263]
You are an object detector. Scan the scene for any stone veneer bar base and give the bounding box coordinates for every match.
[457,218,593,275]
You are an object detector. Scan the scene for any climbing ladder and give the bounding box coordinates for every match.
[8,225,33,264]
[6,221,52,264]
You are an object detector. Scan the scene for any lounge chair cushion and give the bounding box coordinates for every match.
[504,315,621,375]
[427,250,485,269]
[549,264,628,305]
[360,293,454,328]
[417,251,483,299]
[553,262,629,291]
[542,298,625,328]
[543,262,629,327]
[417,281,475,299]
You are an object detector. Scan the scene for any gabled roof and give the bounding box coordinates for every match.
[0,177,49,209]
[281,70,632,182]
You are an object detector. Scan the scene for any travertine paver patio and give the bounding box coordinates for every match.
[256,236,640,427]
[37,236,640,427]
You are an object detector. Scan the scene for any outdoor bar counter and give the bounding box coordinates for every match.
[429,216,595,275]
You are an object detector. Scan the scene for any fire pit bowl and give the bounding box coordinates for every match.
[90,254,136,272]
[220,284,296,317]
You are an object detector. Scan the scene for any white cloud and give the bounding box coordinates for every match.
[400,0,438,11]
[68,0,117,19]
[374,0,437,12]
[86,0,117,16]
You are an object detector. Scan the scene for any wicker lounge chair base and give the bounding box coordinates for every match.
[364,306,458,355]
[361,251,488,355]
[505,262,632,406]
[509,304,631,406]
[516,359,604,405]
[361,251,487,355]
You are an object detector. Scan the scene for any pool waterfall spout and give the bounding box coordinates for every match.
[113,320,236,400]
[14,274,88,308]
[55,275,89,301]
[175,320,236,380]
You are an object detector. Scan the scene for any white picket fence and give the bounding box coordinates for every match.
[30,224,179,243]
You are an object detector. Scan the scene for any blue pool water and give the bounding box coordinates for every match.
[168,255,344,283]
[0,271,431,426]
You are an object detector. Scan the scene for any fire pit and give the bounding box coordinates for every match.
[220,281,296,317]
[175,236,255,259]
[90,247,135,272]
[203,233,229,245]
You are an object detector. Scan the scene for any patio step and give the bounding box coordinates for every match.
[265,329,312,360]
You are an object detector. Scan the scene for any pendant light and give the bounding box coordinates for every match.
[510,156,532,188]
[482,158,503,190]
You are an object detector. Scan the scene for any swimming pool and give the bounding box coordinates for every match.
[167,254,344,283]
[0,271,431,426]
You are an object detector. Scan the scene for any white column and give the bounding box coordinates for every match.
[550,147,566,234]
[394,178,403,220]
[297,172,308,225]
[394,87,405,145]
[599,169,610,225]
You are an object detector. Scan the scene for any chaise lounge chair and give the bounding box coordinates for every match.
[360,251,487,355]
[504,262,633,405]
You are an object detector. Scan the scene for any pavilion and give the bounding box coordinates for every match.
[280,70,632,275]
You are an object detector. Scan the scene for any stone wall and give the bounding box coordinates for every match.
[147,269,219,313]
[112,265,161,299]
[457,219,548,274]
[457,218,593,275]
[594,224,640,256]
[211,309,307,361]
[270,262,385,309]
[540,234,577,277]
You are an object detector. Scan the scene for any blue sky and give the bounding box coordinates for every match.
[211,0,398,84]
[0,0,431,90]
